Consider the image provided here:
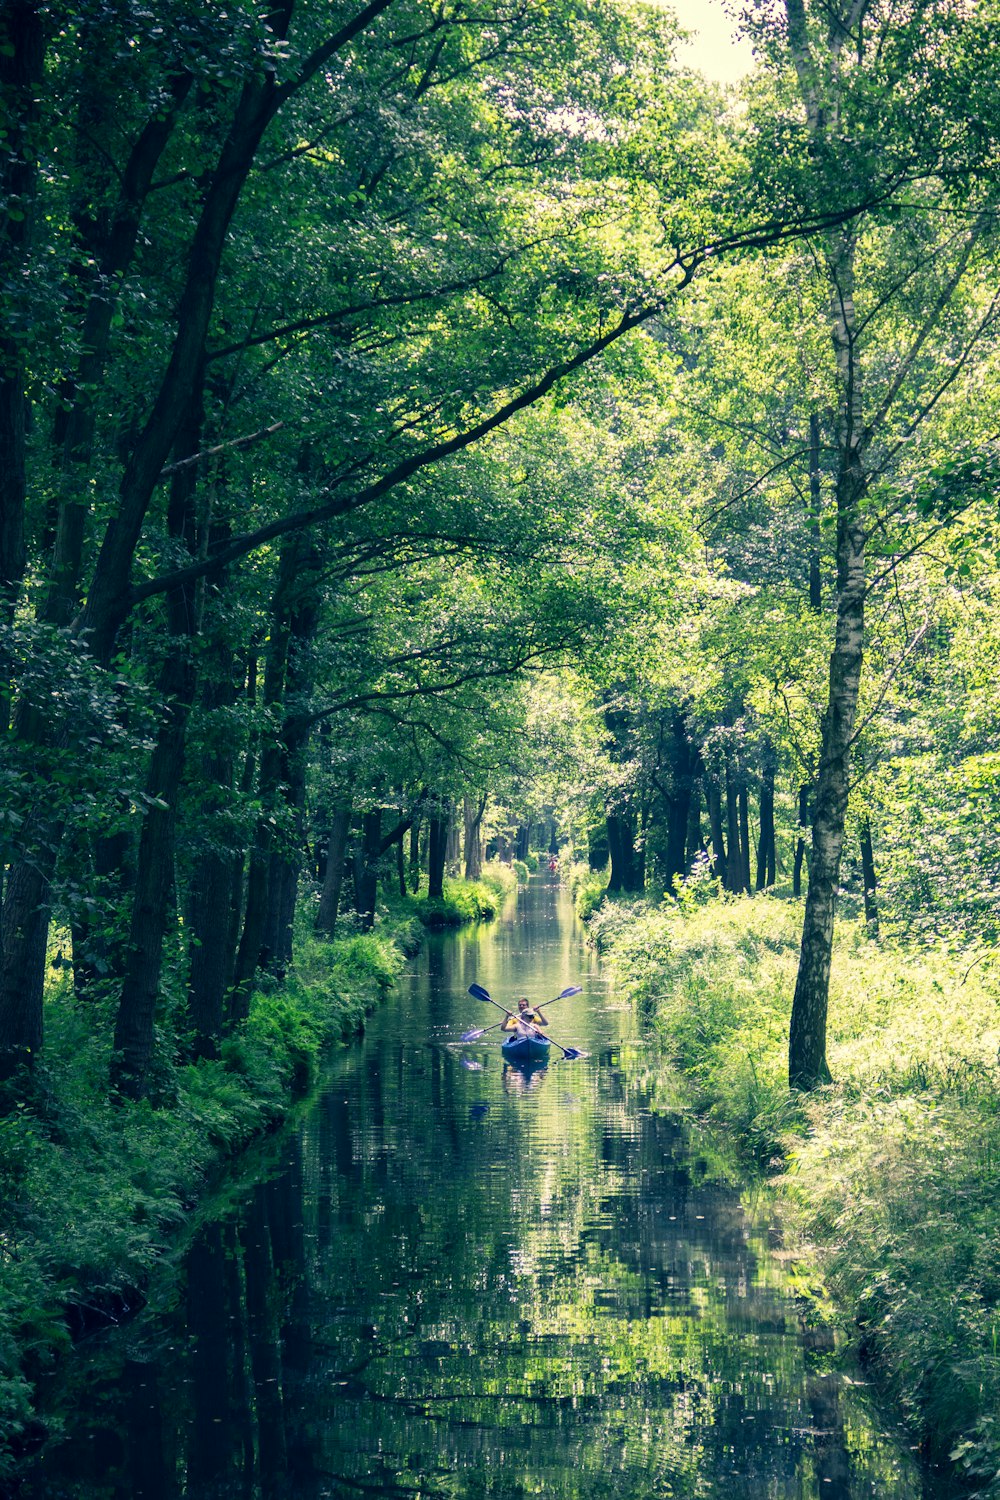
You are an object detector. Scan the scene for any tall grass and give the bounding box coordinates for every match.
[595,893,1000,1494]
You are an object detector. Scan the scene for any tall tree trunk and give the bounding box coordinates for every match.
[316,797,352,938]
[792,784,809,896]
[354,810,381,930]
[725,763,742,893]
[789,234,866,1090]
[464,794,486,881]
[187,626,240,1061]
[427,813,449,900]
[706,780,726,884]
[111,392,202,1098]
[738,783,752,893]
[606,812,636,894]
[230,537,316,1019]
[756,745,776,891]
[859,816,879,938]
[408,819,421,893]
[685,784,705,870]
[809,411,823,610]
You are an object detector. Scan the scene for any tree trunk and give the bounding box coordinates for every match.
[316,797,352,938]
[809,411,823,610]
[685,784,705,870]
[464,794,486,881]
[606,812,635,894]
[725,765,742,893]
[111,395,202,1098]
[789,233,867,1090]
[188,632,240,1061]
[354,810,381,930]
[859,816,879,938]
[792,784,809,898]
[738,783,752,894]
[427,813,449,900]
[706,780,726,884]
[408,819,421,893]
[756,746,776,891]
[230,537,317,1019]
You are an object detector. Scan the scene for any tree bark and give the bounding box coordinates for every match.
[738,783,752,893]
[427,812,449,900]
[685,783,705,870]
[859,815,879,938]
[316,797,353,938]
[706,780,726,884]
[789,234,866,1090]
[725,763,742,893]
[408,819,421,893]
[755,744,776,891]
[792,784,809,897]
[111,393,203,1097]
[463,794,487,880]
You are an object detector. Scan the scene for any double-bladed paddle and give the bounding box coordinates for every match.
[461,984,584,1059]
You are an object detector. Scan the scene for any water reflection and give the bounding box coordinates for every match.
[19,879,924,1499]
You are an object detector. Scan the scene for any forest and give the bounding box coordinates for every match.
[2,0,1000,1492]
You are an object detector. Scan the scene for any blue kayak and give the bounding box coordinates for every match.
[501,1034,551,1063]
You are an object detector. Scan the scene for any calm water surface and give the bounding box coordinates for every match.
[22,878,924,1499]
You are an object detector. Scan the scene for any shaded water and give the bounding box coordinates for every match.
[22,878,923,1499]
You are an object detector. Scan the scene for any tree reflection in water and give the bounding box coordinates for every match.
[21,883,929,1500]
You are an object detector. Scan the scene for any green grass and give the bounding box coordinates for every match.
[0,924,406,1477]
[403,868,514,927]
[594,893,1000,1494]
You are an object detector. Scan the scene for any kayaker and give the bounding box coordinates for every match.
[502,997,549,1039]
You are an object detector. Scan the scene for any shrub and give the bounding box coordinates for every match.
[595,891,1000,1487]
[0,921,410,1475]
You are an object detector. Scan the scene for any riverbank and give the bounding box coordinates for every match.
[587,888,1000,1496]
[0,873,513,1478]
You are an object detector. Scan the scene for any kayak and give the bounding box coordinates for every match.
[501,1034,551,1063]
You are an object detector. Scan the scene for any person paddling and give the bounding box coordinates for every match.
[502,996,549,1039]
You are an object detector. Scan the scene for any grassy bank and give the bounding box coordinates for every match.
[401,861,518,928]
[590,889,1000,1495]
[0,919,413,1475]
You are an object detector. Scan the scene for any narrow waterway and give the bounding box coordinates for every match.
[22,877,923,1499]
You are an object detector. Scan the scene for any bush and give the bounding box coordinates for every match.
[408,877,500,928]
[511,858,530,884]
[566,861,608,921]
[595,892,1000,1489]
[0,923,409,1477]
[480,861,518,902]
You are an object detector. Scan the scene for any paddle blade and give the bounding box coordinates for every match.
[559,986,583,999]
[468,983,492,1003]
[562,1048,585,1060]
[460,1027,487,1041]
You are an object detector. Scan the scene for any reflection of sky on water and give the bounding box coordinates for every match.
[21,877,929,1500]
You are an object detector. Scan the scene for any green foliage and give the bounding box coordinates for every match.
[598,894,1000,1485]
[407,878,501,928]
[566,861,609,922]
[0,927,408,1474]
[479,861,518,902]
[511,859,530,885]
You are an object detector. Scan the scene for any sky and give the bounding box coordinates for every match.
[665,0,757,85]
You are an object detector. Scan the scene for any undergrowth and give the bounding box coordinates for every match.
[402,864,516,927]
[0,922,406,1477]
[594,891,1000,1496]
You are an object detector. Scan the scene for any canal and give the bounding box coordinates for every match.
[21,876,923,1498]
